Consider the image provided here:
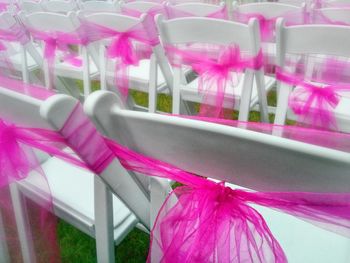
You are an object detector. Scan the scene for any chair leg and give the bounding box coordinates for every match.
[82,47,91,99]
[0,209,10,263]
[94,177,115,263]
[148,55,158,113]
[255,70,269,123]
[172,67,182,114]
[99,45,107,91]
[149,178,171,228]
[238,70,254,121]
[9,184,36,263]
[274,83,292,126]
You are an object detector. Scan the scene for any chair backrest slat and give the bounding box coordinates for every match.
[84,91,350,193]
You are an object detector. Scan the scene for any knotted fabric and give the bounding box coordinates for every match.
[166,44,263,117]
[28,27,88,88]
[1,74,350,261]
[85,18,159,100]
[105,126,350,263]
[0,23,30,74]
[276,56,350,130]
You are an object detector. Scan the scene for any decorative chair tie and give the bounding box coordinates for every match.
[85,21,159,100]
[105,123,350,263]
[121,4,167,18]
[165,4,228,19]
[166,44,263,117]
[1,75,350,261]
[28,27,88,89]
[0,24,31,73]
[235,10,306,74]
[276,68,350,129]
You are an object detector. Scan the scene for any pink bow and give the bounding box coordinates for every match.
[166,44,263,117]
[86,21,159,99]
[276,69,350,129]
[29,29,87,88]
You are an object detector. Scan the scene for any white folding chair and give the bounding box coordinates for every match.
[156,16,275,121]
[80,0,121,13]
[274,18,350,132]
[40,94,171,262]
[41,0,78,13]
[0,12,42,83]
[20,11,100,98]
[85,90,350,262]
[79,12,170,112]
[0,86,141,262]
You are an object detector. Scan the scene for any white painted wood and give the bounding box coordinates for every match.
[80,0,120,13]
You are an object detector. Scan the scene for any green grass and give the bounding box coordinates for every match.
[58,82,284,262]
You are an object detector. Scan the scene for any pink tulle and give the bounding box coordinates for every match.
[165,44,263,117]
[59,103,115,173]
[165,4,228,19]
[276,67,350,129]
[121,4,167,18]
[27,27,87,88]
[104,135,350,263]
[235,10,305,42]
[0,75,54,99]
[2,90,350,261]
[85,17,159,99]
[312,9,350,25]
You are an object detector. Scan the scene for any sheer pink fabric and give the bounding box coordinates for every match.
[104,129,350,263]
[27,27,87,88]
[85,18,159,99]
[3,88,350,261]
[165,44,263,117]
[0,75,54,99]
[276,52,350,130]
[121,4,167,18]
[0,23,30,75]
[165,4,228,19]
[234,9,306,74]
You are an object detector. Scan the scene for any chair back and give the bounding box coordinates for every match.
[84,90,350,193]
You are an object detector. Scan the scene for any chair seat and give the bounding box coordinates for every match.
[4,52,39,72]
[55,58,100,81]
[223,181,350,263]
[106,59,168,93]
[19,156,138,244]
[180,73,275,108]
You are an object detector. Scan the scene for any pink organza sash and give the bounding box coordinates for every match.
[3,92,350,261]
[104,132,350,263]
[0,115,91,262]
[276,68,350,129]
[235,10,306,42]
[0,24,30,74]
[59,103,115,173]
[165,4,228,19]
[28,27,87,88]
[121,4,167,18]
[85,20,159,99]
[0,75,54,99]
[166,44,263,117]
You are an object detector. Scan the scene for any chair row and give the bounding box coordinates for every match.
[1,3,350,129]
[1,82,350,262]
